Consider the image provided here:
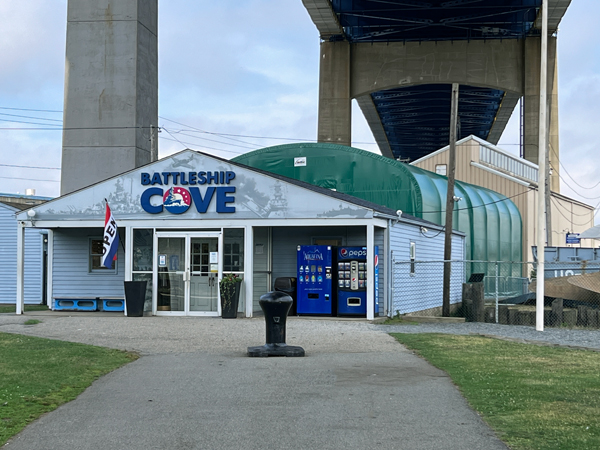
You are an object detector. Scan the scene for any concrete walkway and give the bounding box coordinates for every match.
[1,313,508,450]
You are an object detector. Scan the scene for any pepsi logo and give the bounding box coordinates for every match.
[340,248,348,257]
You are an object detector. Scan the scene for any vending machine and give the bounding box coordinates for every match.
[296,245,334,315]
[335,246,379,316]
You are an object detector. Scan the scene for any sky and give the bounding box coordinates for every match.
[1,0,599,226]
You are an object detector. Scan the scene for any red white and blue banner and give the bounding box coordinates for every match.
[101,200,119,269]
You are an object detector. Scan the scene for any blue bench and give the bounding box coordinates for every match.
[100,298,125,312]
[54,298,98,311]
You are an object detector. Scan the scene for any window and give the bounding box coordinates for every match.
[224,228,244,273]
[90,238,117,272]
[132,229,153,312]
[409,242,416,275]
[435,164,447,176]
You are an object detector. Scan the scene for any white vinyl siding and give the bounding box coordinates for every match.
[0,204,44,304]
[52,228,125,299]
[389,221,465,315]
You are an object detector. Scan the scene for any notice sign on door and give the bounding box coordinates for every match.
[210,264,218,273]
[159,255,167,267]
[210,252,218,263]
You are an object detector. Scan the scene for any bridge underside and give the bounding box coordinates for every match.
[304,0,570,189]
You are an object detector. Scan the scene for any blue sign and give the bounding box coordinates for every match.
[140,171,236,214]
[566,233,580,244]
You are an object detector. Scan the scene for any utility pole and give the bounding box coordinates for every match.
[536,0,548,332]
[443,83,459,317]
[545,143,552,246]
[150,125,159,162]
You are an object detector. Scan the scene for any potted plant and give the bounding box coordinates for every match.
[219,273,242,318]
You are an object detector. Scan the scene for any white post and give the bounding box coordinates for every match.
[47,230,54,310]
[495,262,499,324]
[16,222,25,315]
[244,225,254,318]
[367,224,375,320]
[125,226,132,282]
[536,0,548,332]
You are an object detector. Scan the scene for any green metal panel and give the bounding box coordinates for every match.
[232,143,522,262]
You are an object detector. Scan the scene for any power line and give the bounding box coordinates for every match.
[159,117,260,147]
[0,123,154,130]
[166,128,256,150]
[550,196,600,225]
[0,112,62,122]
[0,175,59,182]
[550,143,600,191]
[159,134,244,156]
[0,106,62,113]
[550,162,600,200]
[0,163,60,170]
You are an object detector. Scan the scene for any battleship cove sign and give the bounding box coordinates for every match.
[139,171,237,214]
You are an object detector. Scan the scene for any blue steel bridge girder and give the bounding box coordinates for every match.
[304,0,569,192]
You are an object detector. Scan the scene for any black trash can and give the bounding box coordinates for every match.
[274,277,297,316]
[124,280,147,317]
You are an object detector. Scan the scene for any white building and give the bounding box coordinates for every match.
[14,150,465,318]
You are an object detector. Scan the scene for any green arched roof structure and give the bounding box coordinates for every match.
[232,143,522,263]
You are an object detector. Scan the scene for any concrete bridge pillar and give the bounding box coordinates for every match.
[316,36,561,192]
[523,36,560,192]
[317,40,351,147]
[61,0,158,195]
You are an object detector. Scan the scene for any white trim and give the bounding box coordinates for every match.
[22,217,389,230]
[16,222,25,314]
[366,224,375,320]
[410,135,478,164]
[153,231,222,316]
[383,222,390,316]
[470,162,531,186]
[244,224,254,318]
[410,134,538,170]
[47,229,54,310]
[125,226,132,283]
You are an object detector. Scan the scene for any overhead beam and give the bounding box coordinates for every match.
[356,95,394,159]
[301,0,343,37]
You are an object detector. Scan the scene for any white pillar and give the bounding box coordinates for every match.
[125,226,132,282]
[16,222,25,314]
[536,0,548,332]
[47,230,54,310]
[244,225,254,318]
[366,224,375,320]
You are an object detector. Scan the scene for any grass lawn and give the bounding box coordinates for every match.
[0,305,49,314]
[0,332,138,446]
[392,333,600,450]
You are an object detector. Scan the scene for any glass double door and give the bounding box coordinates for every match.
[154,232,221,316]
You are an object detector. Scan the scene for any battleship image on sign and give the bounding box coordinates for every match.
[163,187,191,214]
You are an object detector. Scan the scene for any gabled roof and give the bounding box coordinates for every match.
[16,149,400,223]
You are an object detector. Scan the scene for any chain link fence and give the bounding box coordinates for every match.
[392,259,600,328]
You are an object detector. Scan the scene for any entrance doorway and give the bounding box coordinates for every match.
[154,232,222,316]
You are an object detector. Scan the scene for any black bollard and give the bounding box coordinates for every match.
[247,291,305,357]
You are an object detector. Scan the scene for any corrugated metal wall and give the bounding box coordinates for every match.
[0,204,44,304]
[52,228,125,299]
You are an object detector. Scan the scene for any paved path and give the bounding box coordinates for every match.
[1,313,508,450]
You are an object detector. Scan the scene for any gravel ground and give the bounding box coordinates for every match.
[1,311,600,353]
[375,321,600,350]
[0,313,402,356]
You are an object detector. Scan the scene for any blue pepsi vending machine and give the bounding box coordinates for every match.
[336,246,379,316]
[297,245,334,315]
